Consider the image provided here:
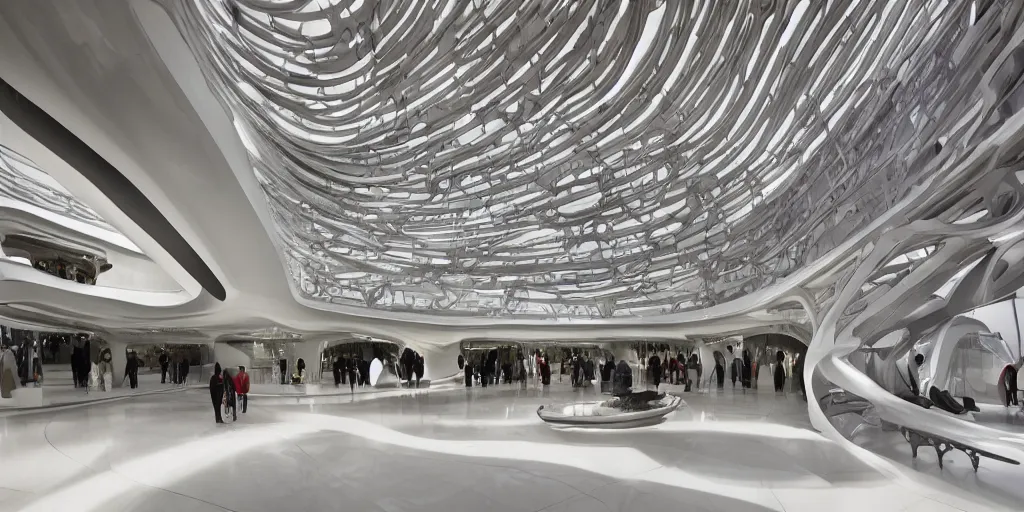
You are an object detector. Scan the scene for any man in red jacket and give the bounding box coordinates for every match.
[233,366,251,414]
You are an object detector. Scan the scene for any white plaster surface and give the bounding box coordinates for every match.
[0,383,1016,512]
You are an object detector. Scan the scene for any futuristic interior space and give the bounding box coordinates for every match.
[3,0,1024,511]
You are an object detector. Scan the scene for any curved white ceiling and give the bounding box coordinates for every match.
[173,0,977,318]
[1,0,1017,349]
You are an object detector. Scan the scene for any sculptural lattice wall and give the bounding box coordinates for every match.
[805,0,1024,460]
[173,0,989,318]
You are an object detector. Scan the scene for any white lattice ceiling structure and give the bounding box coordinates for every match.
[7,0,1024,488]
[167,0,973,318]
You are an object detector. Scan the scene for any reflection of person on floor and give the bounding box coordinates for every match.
[159,350,169,384]
[125,351,140,389]
[210,363,224,424]
[234,366,250,414]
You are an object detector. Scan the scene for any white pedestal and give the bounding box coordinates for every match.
[13,387,43,407]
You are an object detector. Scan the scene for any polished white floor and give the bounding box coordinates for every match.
[0,382,1017,511]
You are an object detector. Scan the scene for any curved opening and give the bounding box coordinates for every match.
[0,79,225,301]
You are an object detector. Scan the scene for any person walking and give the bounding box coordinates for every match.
[222,367,237,422]
[97,348,114,391]
[0,343,17,399]
[414,355,424,388]
[124,351,140,389]
[178,356,190,386]
[348,358,358,393]
[332,357,343,387]
[234,366,250,414]
[158,350,169,384]
[209,363,224,423]
[648,353,661,391]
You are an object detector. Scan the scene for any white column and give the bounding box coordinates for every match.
[611,344,637,365]
[107,338,127,388]
[291,341,325,383]
[213,343,251,371]
[421,342,461,381]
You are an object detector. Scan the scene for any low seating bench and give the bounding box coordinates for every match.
[898,426,1019,471]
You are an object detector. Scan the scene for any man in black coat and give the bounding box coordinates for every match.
[209,363,224,423]
[1005,361,1020,407]
[479,357,489,388]
[332,356,343,387]
[742,350,752,388]
[648,354,661,390]
[347,358,358,393]
[359,359,370,386]
[158,350,169,384]
[400,348,417,388]
[125,351,140,389]
[414,355,424,388]
[773,350,786,392]
[178,356,190,385]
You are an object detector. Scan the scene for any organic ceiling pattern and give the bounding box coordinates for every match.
[0,145,118,233]
[176,0,985,318]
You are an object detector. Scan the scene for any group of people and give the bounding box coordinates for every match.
[208,363,250,424]
[728,345,754,389]
[68,341,192,392]
[569,355,596,388]
[645,353,703,391]
[399,348,425,388]
[331,356,371,392]
[157,350,192,385]
[462,350,531,388]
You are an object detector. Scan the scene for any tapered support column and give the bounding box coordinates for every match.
[611,344,637,365]
[107,339,127,388]
[213,343,251,371]
[421,342,461,381]
[291,341,325,383]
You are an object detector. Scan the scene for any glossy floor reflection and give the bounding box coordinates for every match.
[0,383,1012,511]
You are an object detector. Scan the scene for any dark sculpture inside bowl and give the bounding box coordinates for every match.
[537,391,683,428]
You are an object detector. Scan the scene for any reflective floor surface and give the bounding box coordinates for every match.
[0,382,1018,511]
